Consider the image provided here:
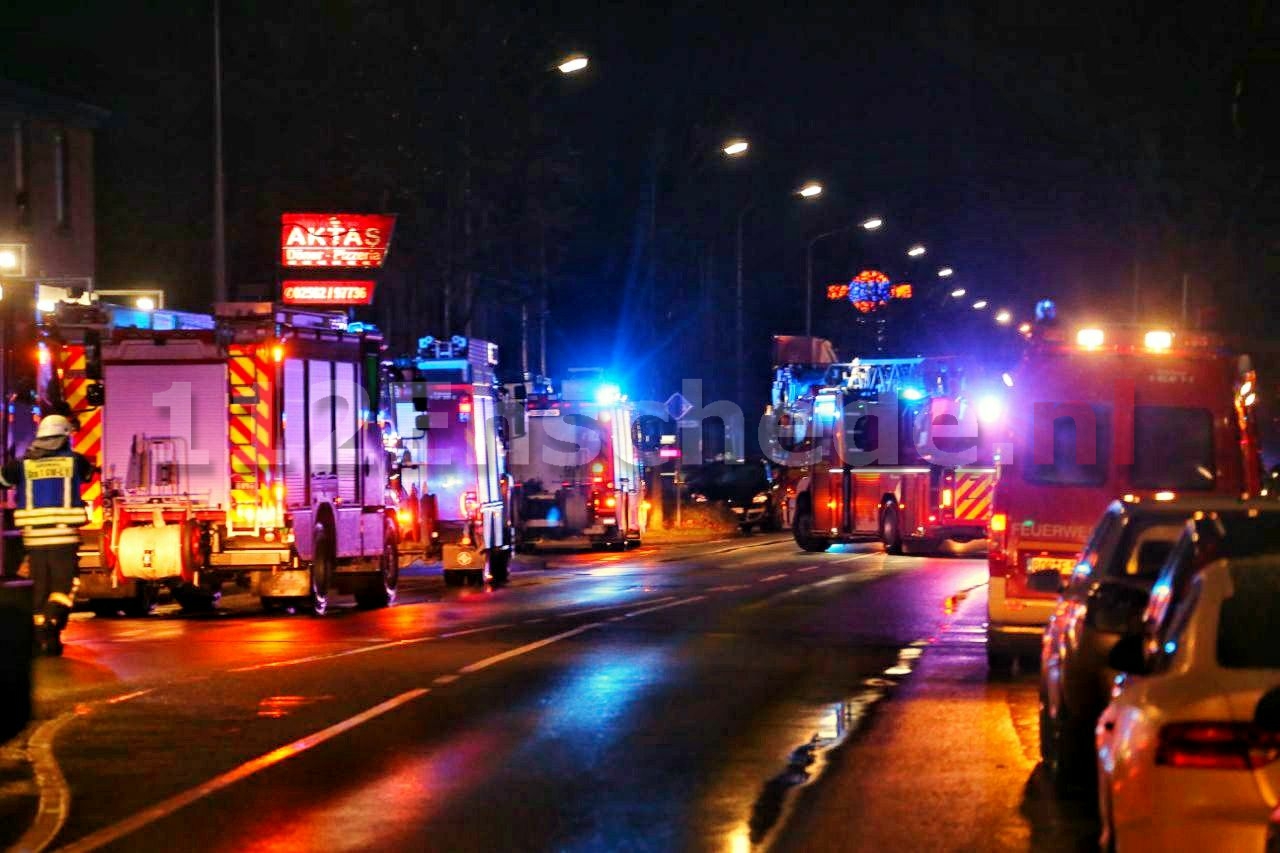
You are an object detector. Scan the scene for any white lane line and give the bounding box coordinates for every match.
[438,623,511,639]
[227,636,435,673]
[619,595,707,619]
[555,596,678,619]
[432,674,460,685]
[458,624,602,674]
[796,566,818,574]
[57,688,430,853]
[759,573,788,582]
[15,712,77,853]
[104,689,153,705]
[706,584,750,593]
[523,618,547,624]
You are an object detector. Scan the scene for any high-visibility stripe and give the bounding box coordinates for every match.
[23,530,83,547]
[56,344,104,529]
[14,508,89,525]
[228,346,275,525]
[954,473,993,521]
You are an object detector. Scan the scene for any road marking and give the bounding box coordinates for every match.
[523,618,547,624]
[227,623,514,673]
[14,712,78,853]
[432,674,460,685]
[706,584,750,593]
[555,596,677,619]
[759,573,788,582]
[57,688,430,853]
[458,623,602,674]
[619,595,707,618]
[438,624,511,639]
[796,566,818,573]
[104,689,153,705]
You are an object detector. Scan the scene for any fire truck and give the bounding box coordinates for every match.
[508,369,643,549]
[59,301,397,615]
[985,317,1263,669]
[382,335,515,586]
[786,356,1000,554]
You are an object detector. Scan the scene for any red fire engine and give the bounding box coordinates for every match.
[985,319,1263,669]
[58,302,397,615]
[786,356,999,554]
[382,335,515,586]
[508,369,643,549]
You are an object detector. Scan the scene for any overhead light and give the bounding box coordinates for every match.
[37,299,55,313]
[861,217,883,231]
[906,245,926,257]
[937,267,954,277]
[995,309,1012,325]
[557,55,589,74]
[0,249,17,271]
[950,288,966,298]
[1001,372,1014,388]
[136,296,156,311]
[1154,491,1177,502]
[1240,380,1254,397]
[1144,330,1173,351]
[977,395,1003,424]
[1018,322,1032,334]
[1076,328,1105,349]
[722,139,749,157]
[972,300,988,310]
[797,182,823,198]
[1245,392,1257,407]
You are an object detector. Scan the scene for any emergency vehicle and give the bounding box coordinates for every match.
[58,301,397,616]
[508,369,643,549]
[382,335,514,586]
[985,318,1263,670]
[786,356,999,554]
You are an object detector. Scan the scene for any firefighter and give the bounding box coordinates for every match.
[0,415,94,656]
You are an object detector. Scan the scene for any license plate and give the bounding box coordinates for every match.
[1027,556,1077,575]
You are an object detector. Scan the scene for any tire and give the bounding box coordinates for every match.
[260,596,285,614]
[1044,711,1091,795]
[174,584,219,614]
[121,584,157,618]
[488,548,511,584]
[879,503,904,555]
[793,501,831,553]
[444,570,465,587]
[356,521,399,609]
[308,522,333,616]
[987,644,1014,676]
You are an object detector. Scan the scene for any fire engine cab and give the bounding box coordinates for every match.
[787,356,999,554]
[508,369,643,550]
[68,302,397,615]
[382,335,514,586]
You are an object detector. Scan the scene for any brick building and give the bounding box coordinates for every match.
[0,79,106,290]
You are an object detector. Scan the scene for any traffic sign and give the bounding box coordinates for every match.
[665,393,693,421]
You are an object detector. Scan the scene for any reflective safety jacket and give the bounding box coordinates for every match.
[1,446,93,548]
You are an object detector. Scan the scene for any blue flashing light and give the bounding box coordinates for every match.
[417,335,435,351]
[1035,299,1056,322]
[1163,641,1177,656]
[346,322,371,334]
[900,386,925,402]
[595,383,623,406]
[813,395,839,418]
[977,395,1003,424]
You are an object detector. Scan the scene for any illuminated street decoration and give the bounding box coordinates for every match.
[848,269,892,313]
[827,283,851,300]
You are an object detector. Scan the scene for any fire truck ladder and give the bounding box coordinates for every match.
[825,358,925,394]
[228,350,268,536]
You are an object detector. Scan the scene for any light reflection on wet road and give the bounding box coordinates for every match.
[2,535,1078,852]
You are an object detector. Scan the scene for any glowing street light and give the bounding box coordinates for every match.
[995,309,1012,324]
[0,250,17,272]
[1019,322,1032,335]
[950,288,967,298]
[136,296,156,312]
[861,217,883,231]
[722,139,749,157]
[972,299,988,310]
[797,182,824,199]
[906,244,926,257]
[937,267,954,278]
[557,55,589,74]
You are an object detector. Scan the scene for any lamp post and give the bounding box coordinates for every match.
[804,213,876,340]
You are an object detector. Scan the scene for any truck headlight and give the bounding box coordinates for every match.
[752,492,769,505]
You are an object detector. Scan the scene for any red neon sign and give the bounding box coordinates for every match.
[281,281,376,306]
[280,213,396,268]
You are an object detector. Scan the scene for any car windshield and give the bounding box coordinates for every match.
[1022,404,1111,487]
[1217,558,1280,669]
[688,464,768,497]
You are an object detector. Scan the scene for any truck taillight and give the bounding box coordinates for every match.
[272,344,285,363]
[459,397,473,415]
[272,482,285,504]
[1156,723,1280,770]
[605,495,617,509]
[990,513,1007,533]
[941,488,953,508]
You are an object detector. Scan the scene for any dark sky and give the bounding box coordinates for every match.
[3,1,1276,401]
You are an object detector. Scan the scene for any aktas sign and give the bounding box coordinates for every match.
[280,213,396,268]
[281,281,376,306]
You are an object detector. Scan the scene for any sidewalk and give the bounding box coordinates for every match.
[772,585,1098,852]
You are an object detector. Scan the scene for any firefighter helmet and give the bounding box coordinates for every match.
[36,415,74,439]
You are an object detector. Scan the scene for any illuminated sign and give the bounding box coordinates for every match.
[281,280,376,305]
[280,213,396,268]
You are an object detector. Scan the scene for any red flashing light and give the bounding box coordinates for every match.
[459,397,473,415]
[605,496,617,509]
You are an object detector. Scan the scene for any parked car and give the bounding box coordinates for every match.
[684,460,784,533]
[1096,552,1280,852]
[1038,498,1193,790]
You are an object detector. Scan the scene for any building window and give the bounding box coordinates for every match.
[53,127,69,229]
[13,121,28,225]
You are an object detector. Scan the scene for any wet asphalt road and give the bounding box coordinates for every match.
[3,535,1090,852]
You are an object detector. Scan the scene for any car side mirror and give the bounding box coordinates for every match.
[1108,633,1147,675]
[1255,687,1280,732]
[1027,569,1066,594]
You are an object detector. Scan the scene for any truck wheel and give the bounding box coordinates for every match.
[793,501,831,553]
[356,521,399,609]
[122,584,157,618]
[260,596,285,614]
[489,548,511,584]
[308,523,333,616]
[174,584,219,614]
[879,504,904,555]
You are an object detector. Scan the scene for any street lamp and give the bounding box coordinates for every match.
[136,296,156,312]
[995,309,1012,324]
[722,139,749,157]
[557,55,589,74]
[861,217,883,231]
[972,299,988,310]
[906,244,926,258]
[804,216,880,343]
[937,267,954,278]
[950,287,966,298]
[797,182,824,199]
